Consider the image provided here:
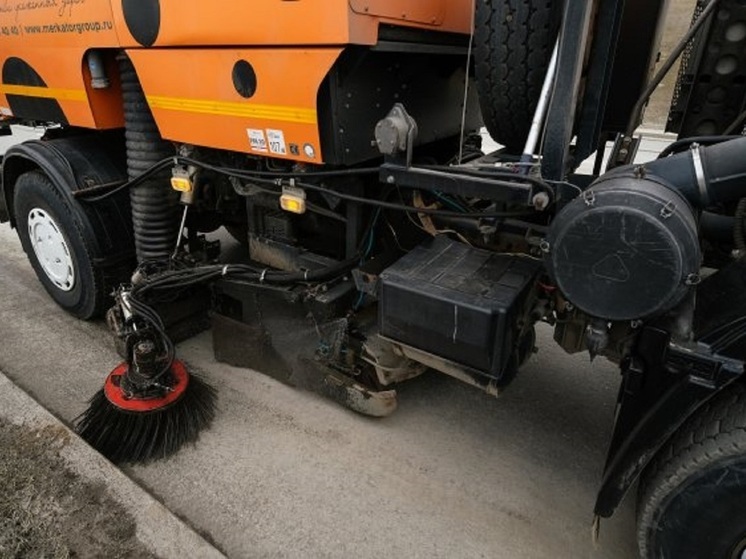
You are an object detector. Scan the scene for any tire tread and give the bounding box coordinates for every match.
[14,170,108,319]
[637,381,746,557]
[474,0,562,151]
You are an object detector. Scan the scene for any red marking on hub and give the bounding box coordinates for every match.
[103,359,190,412]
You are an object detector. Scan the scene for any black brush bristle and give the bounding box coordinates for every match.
[75,375,217,464]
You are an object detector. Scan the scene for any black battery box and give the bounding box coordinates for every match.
[379,237,542,380]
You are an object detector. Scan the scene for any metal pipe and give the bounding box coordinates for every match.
[521,38,560,170]
[172,205,189,259]
[86,50,110,89]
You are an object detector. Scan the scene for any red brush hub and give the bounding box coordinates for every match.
[103,359,190,412]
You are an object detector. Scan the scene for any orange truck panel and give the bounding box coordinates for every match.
[127,48,343,163]
[0,0,120,127]
[112,0,355,47]
[348,0,472,30]
[0,0,473,160]
[349,0,446,24]
[110,0,472,48]
[0,47,123,128]
[0,0,119,49]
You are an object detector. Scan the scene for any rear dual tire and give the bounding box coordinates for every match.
[637,381,746,558]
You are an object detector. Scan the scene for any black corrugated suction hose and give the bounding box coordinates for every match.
[644,136,746,208]
[117,53,179,264]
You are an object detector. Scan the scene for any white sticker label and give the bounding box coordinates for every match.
[266,129,287,155]
[247,129,268,153]
[0,106,13,116]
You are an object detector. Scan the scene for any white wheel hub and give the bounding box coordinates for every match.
[27,208,75,292]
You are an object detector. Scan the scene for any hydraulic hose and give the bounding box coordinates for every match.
[118,53,179,263]
[701,212,737,244]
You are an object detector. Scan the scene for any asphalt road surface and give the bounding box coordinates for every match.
[0,180,636,558]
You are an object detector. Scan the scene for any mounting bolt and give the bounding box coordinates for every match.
[532,192,551,211]
[583,190,596,207]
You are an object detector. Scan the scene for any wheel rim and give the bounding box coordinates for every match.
[27,208,75,292]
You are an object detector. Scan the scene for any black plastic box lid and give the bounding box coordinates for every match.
[379,237,541,378]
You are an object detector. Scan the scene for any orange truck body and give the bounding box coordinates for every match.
[0,1,472,163]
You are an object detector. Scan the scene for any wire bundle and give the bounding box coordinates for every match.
[78,155,541,219]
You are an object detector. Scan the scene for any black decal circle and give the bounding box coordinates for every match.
[122,0,161,47]
[2,58,67,124]
[232,60,257,99]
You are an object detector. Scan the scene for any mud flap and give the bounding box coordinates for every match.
[594,258,746,518]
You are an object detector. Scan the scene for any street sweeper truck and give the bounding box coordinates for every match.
[1,0,745,556]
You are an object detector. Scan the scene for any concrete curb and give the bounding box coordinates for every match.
[0,370,226,559]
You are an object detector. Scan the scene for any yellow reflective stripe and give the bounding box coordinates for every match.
[146,95,317,125]
[0,84,86,101]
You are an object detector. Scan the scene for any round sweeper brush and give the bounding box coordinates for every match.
[75,341,216,464]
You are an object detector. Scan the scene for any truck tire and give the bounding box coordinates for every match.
[637,381,746,559]
[474,0,564,152]
[13,171,105,319]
